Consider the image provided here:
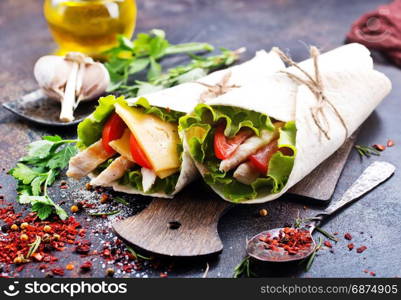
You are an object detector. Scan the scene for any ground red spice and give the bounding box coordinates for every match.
[259,227,313,255]
[80,261,92,271]
[356,246,368,253]
[344,233,352,240]
[0,204,82,266]
[51,267,65,276]
[387,139,395,147]
[324,241,333,248]
[373,144,386,151]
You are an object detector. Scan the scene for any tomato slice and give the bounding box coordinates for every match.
[214,124,253,160]
[249,140,279,174]
[129,133,152,169]
[102,113,127,154]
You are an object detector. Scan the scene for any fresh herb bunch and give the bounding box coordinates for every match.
[105,29,214,91]
[233,256,254,278]
[105,29,242,98]
[9,135,77,220]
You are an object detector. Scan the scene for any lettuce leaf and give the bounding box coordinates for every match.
[181,105,297,202]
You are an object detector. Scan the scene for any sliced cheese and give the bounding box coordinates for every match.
[157,168,178,179]
[109,129,135,162]
[115,103,180,177]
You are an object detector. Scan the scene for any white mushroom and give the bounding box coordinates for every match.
[33,52,110,122]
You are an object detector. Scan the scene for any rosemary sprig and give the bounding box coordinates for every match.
[354,145,381,158]
[305,237,323,272]
[26,236,41,258]
[88,210,120,216]
[233,256,254,278]
[125,244,152,260]
[315,226,338,242]
[113,196,130,206]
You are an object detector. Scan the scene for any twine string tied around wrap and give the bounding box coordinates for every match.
[197,71,240,103]
[273,46,349,140]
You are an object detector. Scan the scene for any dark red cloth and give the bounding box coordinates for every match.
[347,0,401,66]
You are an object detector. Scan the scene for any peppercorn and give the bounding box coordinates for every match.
[43,225,52,233]
[11,224,19,231]
[106,268,115,277]
[70,205,79,213]
[13,256,23,264]
[20,222,29,230]
[100,193,109,204]
[53,234,61,241]
[42,234,51,243]
[20,234,29,241]
[259,209,268,217]
[1,224,9,233]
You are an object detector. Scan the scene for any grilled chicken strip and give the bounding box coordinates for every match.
[141,167,157,192]
[67,140,113,179]
[90,156,135,186]
[233,162,261,185]
[219,130,278,172]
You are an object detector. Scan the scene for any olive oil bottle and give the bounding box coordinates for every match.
[44,0,137,58]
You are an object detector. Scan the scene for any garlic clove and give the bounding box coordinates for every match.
[76,62,110,104]
[34,55,72,101]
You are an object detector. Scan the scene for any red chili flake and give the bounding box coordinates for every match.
[370,271,376,276]
[356,246,368,253]
[324,241,333,248]
[32,253,43,262]
[363,269,369,273]
[373,144,386,151]
[160,272,168,278]
[258,227,313,255]
[51,267,65,276]
[80,261,92,271]
[39,264,48,270]
[75,241,91,254]
[344,233,352,240]
[387,139,395,147]
[347,243,354,251]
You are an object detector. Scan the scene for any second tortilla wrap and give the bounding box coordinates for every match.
[181,43,392,203]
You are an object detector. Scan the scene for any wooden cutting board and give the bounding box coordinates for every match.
[113,134,356,257]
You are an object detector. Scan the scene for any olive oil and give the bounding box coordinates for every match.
[44,0,137,58]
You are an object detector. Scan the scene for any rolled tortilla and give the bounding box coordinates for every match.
[70,50,285,198]
[183,43,392,203]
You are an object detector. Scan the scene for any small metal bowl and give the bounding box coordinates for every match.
[2,89,97,127]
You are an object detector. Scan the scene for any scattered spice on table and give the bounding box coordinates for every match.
[370,271,376,277]
[323,241,333,248]
[80,261,92,272]
[347,243,355,251]
[387,139,395,147]
[258,209,268,217]
[356,245,368,253]
[373,144,386,151]
[258,227,313,255]
[344,232,352,240]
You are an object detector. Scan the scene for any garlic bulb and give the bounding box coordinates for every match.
[34,52,110,122]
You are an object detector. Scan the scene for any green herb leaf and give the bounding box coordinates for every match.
[233,256,254,278]
[10,135,76,220]
[125,244,152,260]
[27,236,41,258]
[354,145,381,158]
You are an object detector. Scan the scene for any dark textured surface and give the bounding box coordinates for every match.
[0,0,400,278]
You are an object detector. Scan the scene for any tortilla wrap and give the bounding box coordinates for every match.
[184,43,392,203]
[84,50,286,198]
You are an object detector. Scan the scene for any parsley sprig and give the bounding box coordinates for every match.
[105,29,241,97]
[9,135,77,220]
